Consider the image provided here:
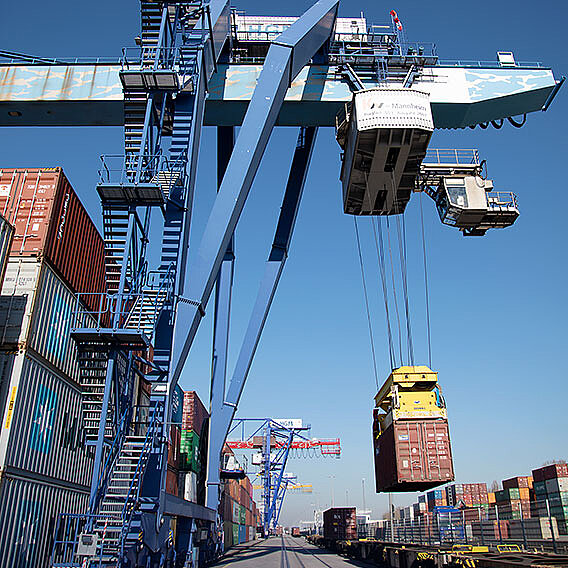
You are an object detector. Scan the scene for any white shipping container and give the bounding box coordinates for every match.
[0,258,41,346]
[1,258,94,383]
[0,473,88,568]
[0,351,93,487]
[179,471,197,502]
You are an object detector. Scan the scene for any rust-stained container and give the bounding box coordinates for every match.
[0,213,14,286]
[323,507,357,541]
[0,168,105,312]
[181,391,209,436]
[166,465,178,496]
[374,419,454,492]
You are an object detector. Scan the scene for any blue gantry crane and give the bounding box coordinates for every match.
[0,1,563,566]
[225,418,340,535]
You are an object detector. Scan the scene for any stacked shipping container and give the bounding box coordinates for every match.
[220,468,258,550]
[532,464,568,534]
[0,213,14,285]
[0,168,106,568]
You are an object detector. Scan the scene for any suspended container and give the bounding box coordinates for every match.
[373,366,454,492]
[0,213,14,285]
[336,88,434,216]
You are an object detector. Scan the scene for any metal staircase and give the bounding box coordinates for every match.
[124,91,149,173]
[92,436,147,560]
[78,348,114,442]
[103,205,131,294]
[141,2,163,49]
[125,288,169,336]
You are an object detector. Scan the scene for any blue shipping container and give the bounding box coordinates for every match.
[172,385,184,425]
[427,490,444,500]
[238,524,247,544]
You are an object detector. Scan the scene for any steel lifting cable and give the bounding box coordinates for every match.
[419,192,433,368]
[371,217,396,370]
[385,217,404,365]
[353,217,380,390]
[396,213,414,366]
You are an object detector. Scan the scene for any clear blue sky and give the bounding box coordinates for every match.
[1,0,567,526]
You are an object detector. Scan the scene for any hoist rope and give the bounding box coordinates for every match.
[353,217,380,390]
[372,217,395,370]
[396,213,414,365]
[385,217,404,365]
[419,193,432,368]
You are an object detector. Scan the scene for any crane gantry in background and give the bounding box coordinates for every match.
[225,418,340,535]
[0,0,562,566]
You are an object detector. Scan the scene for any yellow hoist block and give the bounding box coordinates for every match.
[374,366,447,426]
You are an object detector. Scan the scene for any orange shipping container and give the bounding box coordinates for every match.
[488,492,496,503]
[0,168,105,311]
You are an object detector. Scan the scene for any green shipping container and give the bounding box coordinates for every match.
[232,523,239,545]
[496,488,520,502]
[180,430,200,473]
[239,504,246,525]
[224,521,233,549]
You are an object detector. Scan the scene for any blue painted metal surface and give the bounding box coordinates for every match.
[0,62,557,127]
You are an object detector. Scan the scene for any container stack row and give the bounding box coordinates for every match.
[220,466,259,549]
[532,463,568,534]
[401,461,568,542]
[166,388,209,506]
[0,168,107,568]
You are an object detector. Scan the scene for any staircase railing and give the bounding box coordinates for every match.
[89,408,130,516]
[119,406,162,557]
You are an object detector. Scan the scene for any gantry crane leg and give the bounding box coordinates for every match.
[169,0,339,386]
[205,126,318,513]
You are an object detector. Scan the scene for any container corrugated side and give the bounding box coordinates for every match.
[0,213,14,285]
[0,168,106,313]
[0,473,88,568]
[1,258,96,383]
[374,419,454,492]
[0,352,93,487]
[0,258,42,347]
[27,262,89,382]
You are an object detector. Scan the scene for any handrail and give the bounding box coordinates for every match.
[89,408,130,515]
[119,406,161,555]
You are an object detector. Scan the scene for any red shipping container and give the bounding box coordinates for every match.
[166,465,179,496]
[168,425,181,469]
[0,168,105,312]
[374,419,454,492]
[182,391,209,435]
[323,507,357,541]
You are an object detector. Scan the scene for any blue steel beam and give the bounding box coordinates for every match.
[170,1,338,387]
[206,126,317,513]
[0,63,558,128]
[206,126,235,512]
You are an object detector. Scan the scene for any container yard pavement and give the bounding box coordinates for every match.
[214,536,373,567]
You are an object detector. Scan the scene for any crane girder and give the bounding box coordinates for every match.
[0,63,557,128]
